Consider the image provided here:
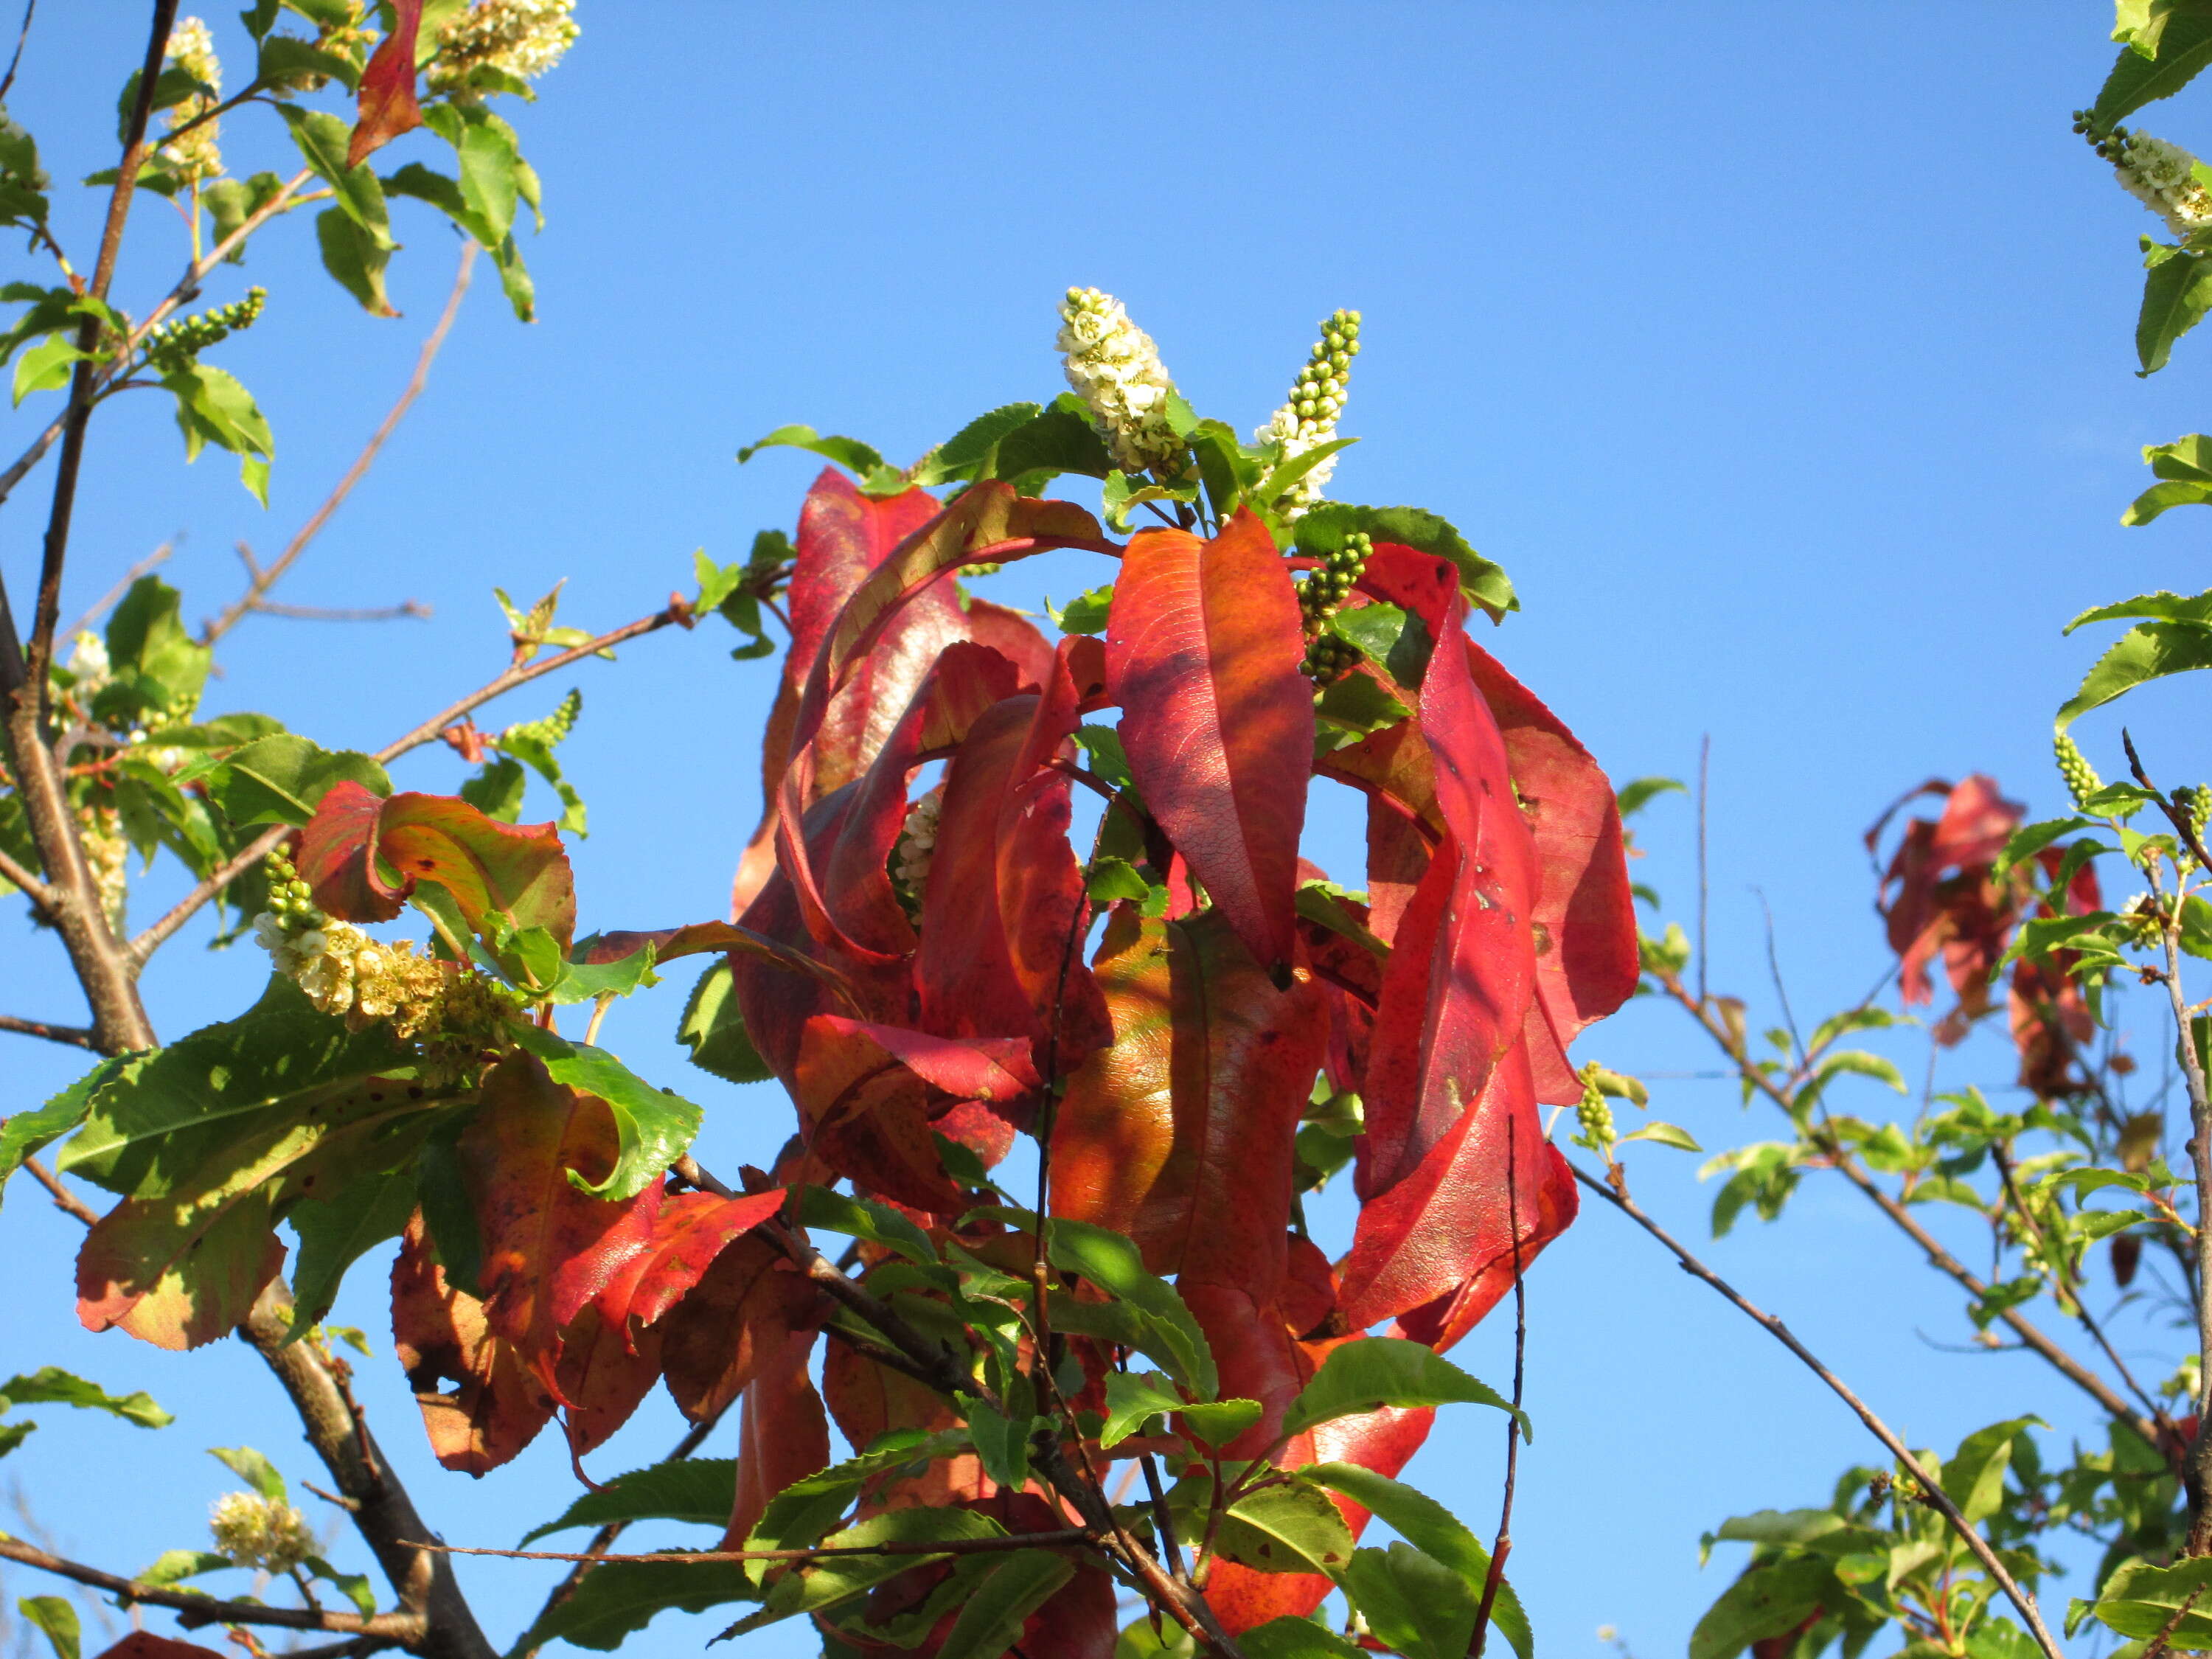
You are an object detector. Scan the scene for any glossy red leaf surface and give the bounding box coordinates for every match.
[1051,908,1327,1303]
[456,1056,658,1396]
[659,1232,823,1424]
[553,1301,663,1460]
[594,1188,788,1341]
[345,0,422,168]
[391,1214,555,1473]
[1106,510,1313,977]
[790,1013,966,1212]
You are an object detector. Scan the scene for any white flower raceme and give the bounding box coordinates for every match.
[1255,309,1360,523]
[1057,287,1182,474]
[894,786,943,902]
[65,630,110,693]
[2110,128,2212,240]
[431,0,579,91]
[161,17,223,185]
[209,1491,314,1573]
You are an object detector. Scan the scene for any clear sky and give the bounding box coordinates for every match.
[2,5,2205,1657]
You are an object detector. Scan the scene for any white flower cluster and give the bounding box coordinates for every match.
[2112,128,2212,240]
[255,909,375,1015]
[1057,287,1182,475]
[1255,309,1360,523]
[894,786,943,902]
[161,17,223,185]
[209,1490,314,1573]
[64,630,110,694]
[431,0,579,91]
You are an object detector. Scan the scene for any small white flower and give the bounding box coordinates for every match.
[431,0,579,89]
[1057,287,1183,475]
[210,1490,313,1573]
[2114,129,2212,239]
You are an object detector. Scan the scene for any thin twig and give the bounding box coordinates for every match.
[22,1156,98,1225]
[0,1537,425,1641]
[1567,1162,2066,1659]
[201,243,477,647]
[405,1530,1096,1565]
[0,843,55,910]
[0,0,35,102]
[243,599,431,624]
[1696,732,1711,1006]
[0,1012,93,1048]
[1471,1139,1525,1659]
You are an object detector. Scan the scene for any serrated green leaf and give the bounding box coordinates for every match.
[1099,1371,1183,1448]
[2057,619,2212,729]
[1338,1543,1476,1659]
[211,1444,286,1501]
[0,1366,170,1428]
[1618,1121,1703,1152]
[505,1025,703,1200]
[520,1458,736,1544]
[1281,1337,1525,1441]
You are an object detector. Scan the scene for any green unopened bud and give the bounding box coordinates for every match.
[2053,731,2104,810]
[1573,1064,1618,1156]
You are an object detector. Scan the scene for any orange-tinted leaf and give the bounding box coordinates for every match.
[720,1324,829,1548]
[594,1188,788,1341]
[301,783,577,949]
[1106,510,1312,977]
[1050,908,1327,1304]
[346,0,422,169]
[457,1057,659,1397]
[790,1015,965,1213]
[555,1301,664,1461]
[392,1213,556,1472]
[658,1233,822,1423]
[77,1196,285,1352]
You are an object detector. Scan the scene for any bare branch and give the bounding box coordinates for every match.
[0,0,35,103]
[0,1012,93,1048]
[0,1535,427,1642]
[1568,1161,2067,1659]
[1470,1140,1526,1659]
[22,1156,99,1226]
[0,842,55,911]
[408,1529,1096,1566]
[243,599,431,625]
[201,243,478,648]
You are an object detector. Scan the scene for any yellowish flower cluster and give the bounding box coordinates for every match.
[430,0,579,91]
[1057,287,1182,475]
[893,786,943,905]
[209,1490,313,1573]
[161,17,224,186]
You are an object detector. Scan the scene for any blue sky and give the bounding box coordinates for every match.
[3,5,2208,1656]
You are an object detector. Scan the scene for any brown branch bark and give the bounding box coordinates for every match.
[1568,1161,2066,1659]
[201,242,477,648]
[0,1012,94,1048]
[0,1535,425,1643]
[411,1530,1096,1565]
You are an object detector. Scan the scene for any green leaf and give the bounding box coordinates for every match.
[2066,587,2212,633]
[456,118,519,246]
[1099,1371,1184,1448]
[676,960,773,1084]
[285,1169,417,1335]
[183,734,392,827]
[1281,1336,1526,1441]
[931,1551,1074,1659]
[305,1555,375,1615]
[1,1057,131,1208]
[724,1506,1006,1634]
[2124,477,2212,524]
[1253,436,1357,509]
[1239,1619,1364,1659]
[0,1367,170,1428]
[736,425,905,494]
[2095,10,2212,127]
[2056,619,2212,729]
[0,1422,33,1456]
[1047,582,1116,636]
[276,104,393,247]
[211,1444,287,1502]
[15,1596,79,1659]
[521,1558,756,1652]
[1039,1216,1216,1400]
[1214,1481,1357,1576]
[520,1458,737,1544]
[505,1025,703,1200]
[2086,1556,2212,1644]
[990,397,1115,484]
[1338,1543,1477,1659]
[97,577,212,726]
[967,1401,1037,1492]
[741,1430,972,1585]
[254,35,358,92]
[1616,776,1688,818]
[1180,1397,1264,1448]
[1941,1416,2042,1525]
[12,333,88,406]
[135,1550,232,1587]
[312,204,394,318]
[1618,1121,1703,1152]
[911,402,1046,487]
[1294,504,1516,622]
[1328,602,1433,689]
[2139,246,2212,375]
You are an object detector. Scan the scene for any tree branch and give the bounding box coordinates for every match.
[1568,1161,2066,1659]
[408,1530,1097,1565]
[0,1012,93,1048]
[0,1535,426,1642]
[0,843,55,911]
[1658,969,2163,1450]
[23,1155,99,1225]
[201,241,477,649]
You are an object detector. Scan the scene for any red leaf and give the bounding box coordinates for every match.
[458,1057,659,1398]
[1337,1037,1571,1335]
[916,642,1111,1071]
[1464,641,1640,1098]
[1391,1139,1578,1354]
[346,0,423,169]
[554,1301,664,1460]
[301,783,577,950]
[720,1324,829,1548]
[813,1018,1040,1106]
[91,1638,231,1659]
[790,1015,966,1213]
[392,1214,556,1473]
[1050,908,1328,1303]
[1106,509,1312,976]
[77,1189,285,1352]
[659,1233,823,1423]
[594,1188,788,1341]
